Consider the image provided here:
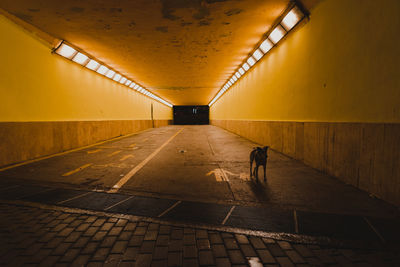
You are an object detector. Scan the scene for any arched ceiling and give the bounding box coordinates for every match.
[1,0,320,105]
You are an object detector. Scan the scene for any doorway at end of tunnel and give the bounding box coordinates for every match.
[173,105,209,125]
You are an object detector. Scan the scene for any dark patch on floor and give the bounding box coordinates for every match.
[104,24,111,30]
[128,21,136,27]
[156,26,168,33]
[181,21,193,26]
[109,8,123,13]
[225,8,242,16]
[27,8,40,12]
[193,6,210,20]
[198,20,211,26]
[70,7,84,13]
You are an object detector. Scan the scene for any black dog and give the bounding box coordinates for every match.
[250,146,269,182]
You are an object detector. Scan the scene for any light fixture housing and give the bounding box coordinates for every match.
[259,39,273,54]
[247,56,256,67]
[281,6,303,31]
[53,41,173,107]
[113,74,122,82]
[96,65,109,75]
[86,59,100,71]
[120,77,127,84]
[242,63,250,71]
[55,43,77,59]
[269,25,286,44]
[252,49,264,61]
[72,52,89,65]
[106,70,116,79]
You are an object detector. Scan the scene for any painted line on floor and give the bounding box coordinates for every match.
[120,155,134,161]
[87,149,102,154]
[222,206,236,225]
[108,150,122,157]
[0,130,150,172]
[108,127,185,193]
[157,200,182,218]
[104,195,135,211]
[363,216,385,243]
[293,209,299,234]
[57,191,93,205]
[62,163,93,177]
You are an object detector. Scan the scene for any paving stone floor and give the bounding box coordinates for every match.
[0,203,399,266]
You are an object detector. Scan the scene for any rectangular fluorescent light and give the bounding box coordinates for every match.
[239,68,245,75]
[247,56,256,66]
[72,52,89,65]
[269,25,286,44]
[86,59,100,70]
[281,6,303,31]
[227,81,232,86]
[252,49,263,61]
[106,70,116,78]
[259,39,273,53]
[232,75,238,82]
[120,77,127,84]
[54,40,173,108]
[96,65,109,75]
[235,72,241,79]
[242,63,250,71]
[55,43,77,59]
[113,74,121,82]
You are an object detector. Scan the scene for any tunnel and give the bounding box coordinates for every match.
[1,0,400,266]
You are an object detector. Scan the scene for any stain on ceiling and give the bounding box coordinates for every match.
[0,0,319,105]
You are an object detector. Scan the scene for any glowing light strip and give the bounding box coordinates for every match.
[54,41,173,108]
[209,4,305,106]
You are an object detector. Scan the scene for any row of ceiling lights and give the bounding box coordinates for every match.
[54,43,173,108]
[208,5,305,106]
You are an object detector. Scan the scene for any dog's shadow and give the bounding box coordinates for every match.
[247,178,271,202]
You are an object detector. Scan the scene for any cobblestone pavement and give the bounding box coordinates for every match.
[0,203,399,267]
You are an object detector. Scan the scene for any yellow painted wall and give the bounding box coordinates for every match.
[210,0,400,123]
[0,14,172,122]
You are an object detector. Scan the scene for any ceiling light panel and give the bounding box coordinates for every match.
[96,65,109,75]
[209,3,306,106]
[55,43,77,59]
[54,41,173,107]
[86,59,100,71]
[269,25,286,44]
[281,6,303,31]
[72,52,88,65]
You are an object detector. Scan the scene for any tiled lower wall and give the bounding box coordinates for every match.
[211,120,400,207]
[0,120,172,168]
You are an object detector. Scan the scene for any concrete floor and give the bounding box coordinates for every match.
[1,125,397,215]
[0,125,399,243]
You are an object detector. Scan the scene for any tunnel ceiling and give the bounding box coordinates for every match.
[1,0,319,105]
